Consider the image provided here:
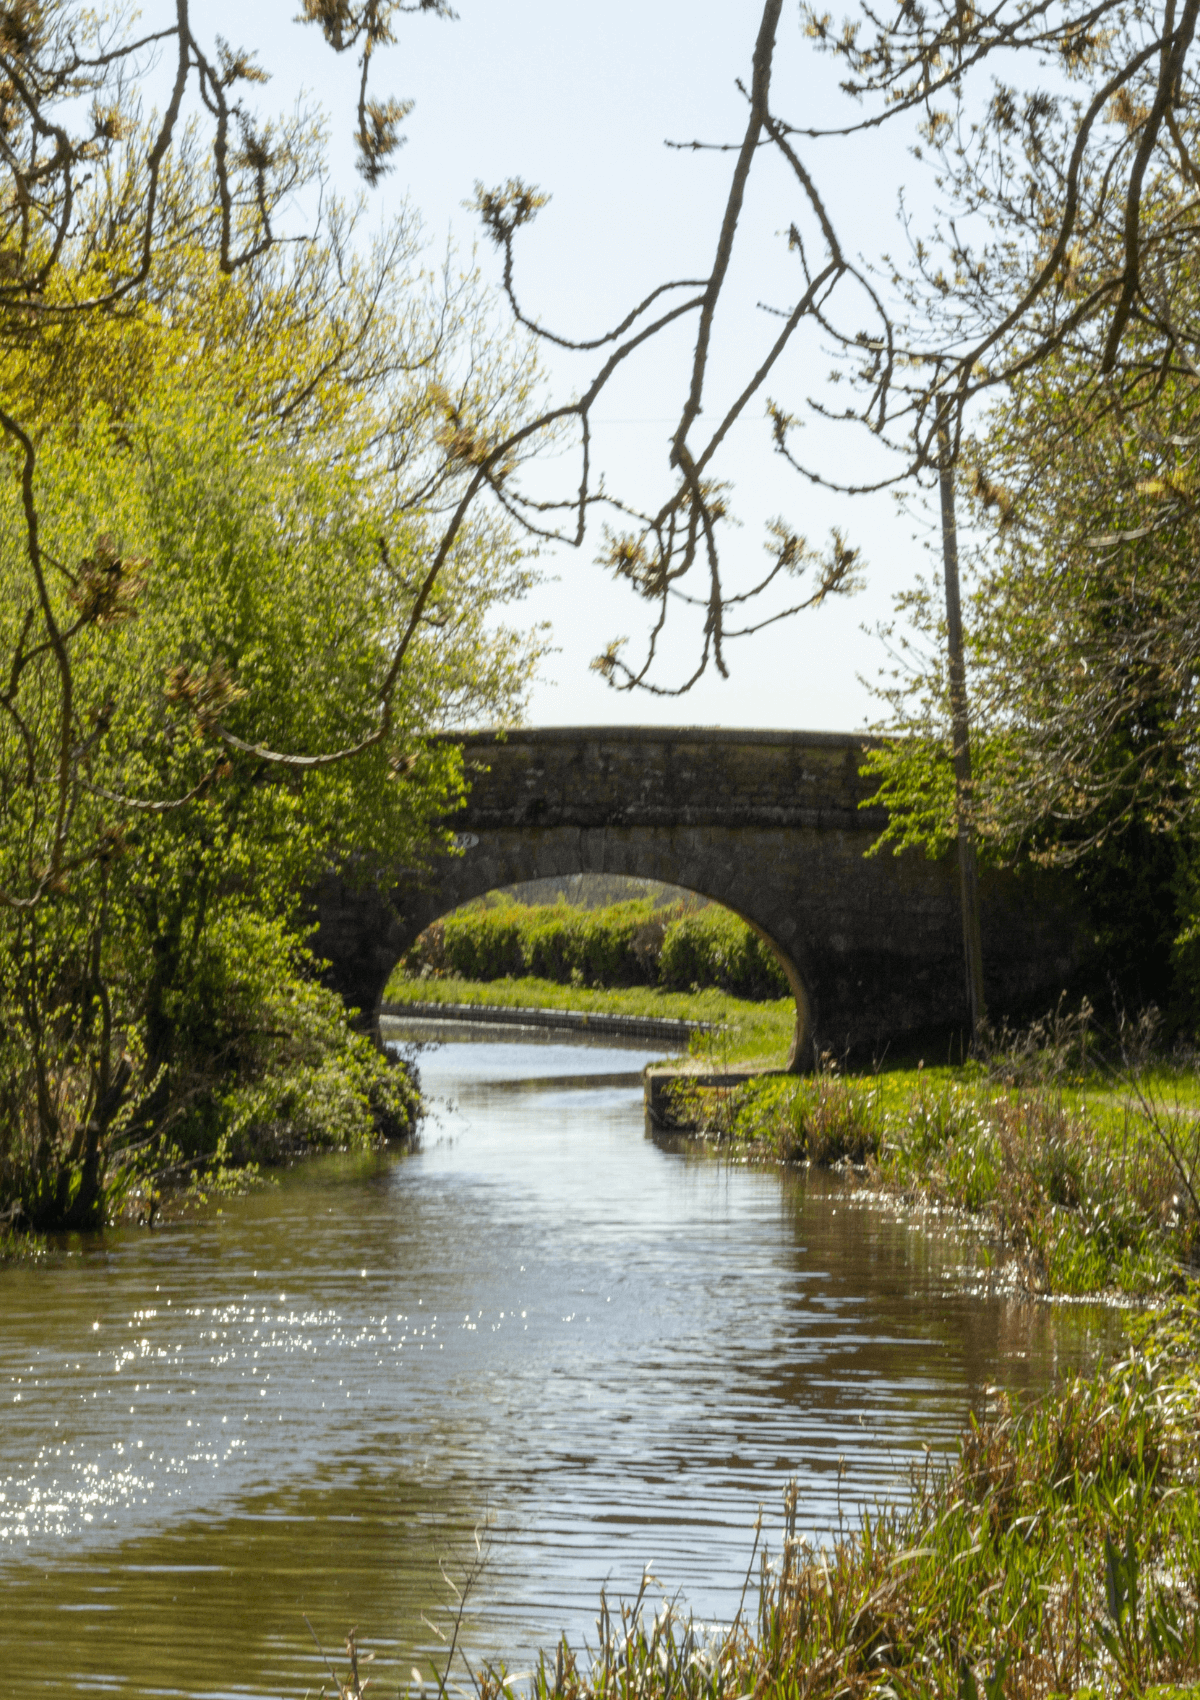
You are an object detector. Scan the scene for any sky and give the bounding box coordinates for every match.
[164,2,946,732]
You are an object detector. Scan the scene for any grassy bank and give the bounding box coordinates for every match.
[0,1223,45,1262]
[385,975,1199,1298]
[472,1294,1200,1700]
[383,972,798,1065]
[665,1061,1200,1298]
[311,1298,1200,1700]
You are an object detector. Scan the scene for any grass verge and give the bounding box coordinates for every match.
[383,973,797,1065]
[666,1060,1200,1297]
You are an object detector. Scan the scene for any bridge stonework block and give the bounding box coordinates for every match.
[313,727,1094,1069]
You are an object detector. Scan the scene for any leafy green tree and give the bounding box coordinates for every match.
[0,341,542,1228]
[861,235,1200,1018]
[0,11,547,1230]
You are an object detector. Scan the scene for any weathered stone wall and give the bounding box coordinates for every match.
[313,727,1095,1068]
[455,726,877,832]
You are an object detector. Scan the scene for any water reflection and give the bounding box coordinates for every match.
[0,1029,1123,1697]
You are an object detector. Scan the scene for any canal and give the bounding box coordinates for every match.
[0,1028,1123,1696]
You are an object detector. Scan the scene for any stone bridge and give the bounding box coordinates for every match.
[313,726,1093,1069]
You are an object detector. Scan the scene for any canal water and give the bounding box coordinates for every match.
[1,1028,1123,1698]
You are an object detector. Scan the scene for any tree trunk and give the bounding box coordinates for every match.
[937,404,987,1044]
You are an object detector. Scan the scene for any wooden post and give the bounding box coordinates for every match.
[937,402,987,1043]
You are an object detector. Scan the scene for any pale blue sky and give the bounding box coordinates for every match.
[179,2,941,731]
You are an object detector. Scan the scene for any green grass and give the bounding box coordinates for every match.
[670,1061,1200,1297]
[383,973,799,1065]
[0,1224,44,1261]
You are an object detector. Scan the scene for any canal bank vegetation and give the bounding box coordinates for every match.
[444,1292,1200,1700]
[824,128,1200,1313]
[399,892,791,1001]
[384,973,797,1065]
[0,113,544,1241]
[385,881,798,1065]
[668,1009,1200,1301]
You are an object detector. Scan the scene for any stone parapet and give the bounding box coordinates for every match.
[444,727,888,833]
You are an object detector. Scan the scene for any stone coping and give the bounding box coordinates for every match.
[643,1060,790,1129]
[434,725,880,750]
[380,1000,713,1043]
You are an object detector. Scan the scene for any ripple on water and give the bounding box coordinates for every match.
[0,1032,1125,1697]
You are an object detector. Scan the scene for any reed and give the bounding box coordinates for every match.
[354,1294,1200,1700]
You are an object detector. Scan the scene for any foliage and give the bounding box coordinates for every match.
[858,737,959,863]
[968,356,1200,860]
[142,910,419,1171]
[402,899,789,998]
[0,8,552,1233]
[485,874,693,911]
[407,898,664,985]
[657,906,790,999]
[0,340,540,1228]
[860,196,1200,1020]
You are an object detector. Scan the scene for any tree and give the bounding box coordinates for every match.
[0,11,546,1224]
[9,0,1200,749]
[0,335,543,1224]
[858,184,1200,1018]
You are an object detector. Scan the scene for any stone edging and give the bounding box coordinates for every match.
[642,1062,787,1128]
[379,1000,713,1044]
[435,724,879,751]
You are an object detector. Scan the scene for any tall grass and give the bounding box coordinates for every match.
[345,1296,1200,1700]
[699,1294,1200,1700]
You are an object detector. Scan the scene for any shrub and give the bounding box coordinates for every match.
[441,905,528,980]
[405,897,792,998]
[658,907,789,998]
[0,904,419,1233]
[420,898,677,988]
[165,910,420,1170]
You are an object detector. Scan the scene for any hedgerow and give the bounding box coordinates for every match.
[657,906,789,998]
[404,898,790,999]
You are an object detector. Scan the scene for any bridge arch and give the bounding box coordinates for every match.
[313,727,1093,1068]
[375,843,814,1070]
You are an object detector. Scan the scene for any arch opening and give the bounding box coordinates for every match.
[374,867,811,1074]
